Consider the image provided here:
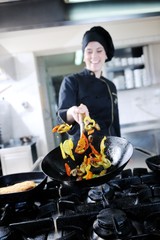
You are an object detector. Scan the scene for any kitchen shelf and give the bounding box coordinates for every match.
[106,46,149,91]
[107,64,145,73]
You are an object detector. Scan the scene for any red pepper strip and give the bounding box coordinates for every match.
[65,163,71,176]
[88,143,102,163]
[89,143,100,156]
[75,133,89,154]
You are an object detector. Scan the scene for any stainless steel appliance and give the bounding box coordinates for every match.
[0,159,160,239]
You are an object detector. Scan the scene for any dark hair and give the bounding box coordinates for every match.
[82,26,114,62]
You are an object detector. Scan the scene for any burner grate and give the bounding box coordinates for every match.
[0,168,160,239]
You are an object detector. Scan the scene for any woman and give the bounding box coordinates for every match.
[57,26,121,144]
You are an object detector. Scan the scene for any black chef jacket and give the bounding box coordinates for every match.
[57,68,121,143]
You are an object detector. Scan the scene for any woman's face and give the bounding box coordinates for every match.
[83,41,107,76]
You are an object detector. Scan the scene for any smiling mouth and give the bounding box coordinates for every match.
[91,61,100,64]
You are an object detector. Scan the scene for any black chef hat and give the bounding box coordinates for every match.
[82,26,114,62]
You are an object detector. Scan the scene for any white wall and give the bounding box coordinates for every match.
[0,52,49,157]
[0,16,160,55]
[118,84,160,125]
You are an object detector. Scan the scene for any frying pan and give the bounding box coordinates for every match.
[0,171,47,204]
[130,146,160,172]
[41,136,133,188]
[145,155,160,172]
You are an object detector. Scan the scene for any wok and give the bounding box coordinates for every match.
[41,136,133,188]
[131,146,160,172]
[145,155,160,172]
[0,171,47,204]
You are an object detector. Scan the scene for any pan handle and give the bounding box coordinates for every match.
[31,156,44,171]
[134,147,154,156]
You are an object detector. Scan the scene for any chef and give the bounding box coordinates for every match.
[57,26,121,144]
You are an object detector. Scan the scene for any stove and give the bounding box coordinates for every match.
[0,167,160,239]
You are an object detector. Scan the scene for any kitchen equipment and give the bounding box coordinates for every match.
[41,136,133,188]
[0,137,38,175]
[145,155,160,172]
[0,165,160,238]
[0,171,47,204]
[91,208,135,239]
[20,136,32,144]
[144,212,160,236]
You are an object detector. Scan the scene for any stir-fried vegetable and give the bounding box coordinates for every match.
[52,117,111,180]
[52,123,72,133]
[83,116,100,135]
[75,132,89,154]
[65,163,71,176]
[60,139,75,160]
[71,136,111,180]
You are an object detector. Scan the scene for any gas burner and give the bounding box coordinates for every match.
[0,202,39,225]
[9,218,54,239]
[0,226,14,240]
[144,211,160,235]
[91,208,136,240]
[0,168,160,239]
[87,183,114,204]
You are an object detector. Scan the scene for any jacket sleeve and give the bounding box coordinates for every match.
[57,75,79,135]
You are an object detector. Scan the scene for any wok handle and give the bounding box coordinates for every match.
[134,147,153,156]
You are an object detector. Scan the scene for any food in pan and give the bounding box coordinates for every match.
[52,123,72,133]
[83,116,100,135]
[69,136,111,181]
[75,132,89,154]
[52,116,111,181]
[0,180,36,194]
[60,139,75,160]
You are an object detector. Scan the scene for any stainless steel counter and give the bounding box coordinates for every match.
[121,122,160,170]
[121,120,160,134]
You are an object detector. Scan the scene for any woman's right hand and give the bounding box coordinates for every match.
[67,104,90,125]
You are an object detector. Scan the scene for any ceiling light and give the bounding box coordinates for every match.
[0,0,21,2]
[64,0,100,3]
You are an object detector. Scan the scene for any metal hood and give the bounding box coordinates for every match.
[0,0,160,33]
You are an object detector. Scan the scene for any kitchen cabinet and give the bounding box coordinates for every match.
[0,139,38,175]
[106,46,151,90]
